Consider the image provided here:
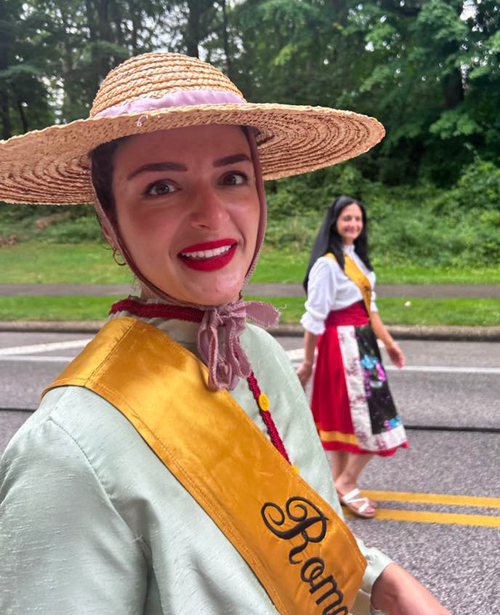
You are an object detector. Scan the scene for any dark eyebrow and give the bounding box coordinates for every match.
[127,161,188,181]
[213,153,252,167]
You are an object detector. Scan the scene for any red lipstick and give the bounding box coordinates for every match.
[180,239,235,253]
[178,238,237,272]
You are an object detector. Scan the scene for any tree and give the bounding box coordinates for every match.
[1,0,498,187]
[0,0,54,138]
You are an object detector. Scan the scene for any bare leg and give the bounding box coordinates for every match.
[335,453,376,516]
[327,450,348,480]
[335,452,373,493]
[328,450,375,504]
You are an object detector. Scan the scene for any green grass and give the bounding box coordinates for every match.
[377,298,500,327]
[251,249,309,283]
[0,241,499,285]
[0,296,121,321]
[1,295,499,326]
[249,296,500,327]
[371,263,500,285]
[253,253,500,285]
[0,242,132,284]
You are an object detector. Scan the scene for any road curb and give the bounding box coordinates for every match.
[0,321,106,333]
[271,324,500,341]
[1,320,500,341]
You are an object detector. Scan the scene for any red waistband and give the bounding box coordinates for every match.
[325,301,369,327]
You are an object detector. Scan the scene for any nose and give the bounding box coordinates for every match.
[189,186,229,230]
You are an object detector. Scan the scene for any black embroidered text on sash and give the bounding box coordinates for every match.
[261,497,348,615]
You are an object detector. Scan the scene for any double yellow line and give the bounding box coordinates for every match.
[343,490,500,527]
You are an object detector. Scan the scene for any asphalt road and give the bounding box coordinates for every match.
[1,331,499,614]
[1,282,500,298]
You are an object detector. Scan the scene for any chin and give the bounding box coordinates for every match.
[151,267,246,306]
[177,283,240,307]
[199,291,241,307]
[204,274,245,305]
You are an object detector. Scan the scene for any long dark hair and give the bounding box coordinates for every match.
[89,136,131,227]
[303,195,373,293]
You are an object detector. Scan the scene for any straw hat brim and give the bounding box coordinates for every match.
[0,102,384,205]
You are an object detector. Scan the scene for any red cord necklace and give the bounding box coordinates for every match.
[110,299,294,468]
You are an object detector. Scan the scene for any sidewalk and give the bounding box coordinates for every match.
[0,282,499,298]
[1,319,499,341]
[0,283,499,340]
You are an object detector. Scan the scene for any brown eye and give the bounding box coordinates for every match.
[145,180,176,196]
[221,172,247,186]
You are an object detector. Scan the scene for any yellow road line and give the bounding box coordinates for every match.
[344,508,500,527]
[362,490,500,509]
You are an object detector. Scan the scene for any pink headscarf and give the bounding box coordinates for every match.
[92,93,279,390]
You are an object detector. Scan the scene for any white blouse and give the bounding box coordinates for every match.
[301,245,378,335]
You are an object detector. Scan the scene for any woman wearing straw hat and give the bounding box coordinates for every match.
[0,53,449,615]
[297,196,408,519]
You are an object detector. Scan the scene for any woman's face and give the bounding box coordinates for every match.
[111,124,260,306]
[336,203,363,245]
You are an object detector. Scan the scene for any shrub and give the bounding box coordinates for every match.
[2,158,499,267]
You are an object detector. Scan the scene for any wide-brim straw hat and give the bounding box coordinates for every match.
[0,52,385,205]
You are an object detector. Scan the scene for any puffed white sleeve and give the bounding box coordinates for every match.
[0,417,148,614]
[300,258,336,335]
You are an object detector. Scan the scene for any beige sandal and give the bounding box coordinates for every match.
[337,487,377,510]
[338,488,376,519]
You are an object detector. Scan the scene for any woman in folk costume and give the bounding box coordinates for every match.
[297,196,408,519]
[0,53,448,615]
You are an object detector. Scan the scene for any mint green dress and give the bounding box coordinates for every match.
[0,312,391,614]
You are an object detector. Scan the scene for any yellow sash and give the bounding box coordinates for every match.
[325,252,372,318]
[44,317,366,615]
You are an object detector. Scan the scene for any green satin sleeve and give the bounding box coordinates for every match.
[0,413,148,614]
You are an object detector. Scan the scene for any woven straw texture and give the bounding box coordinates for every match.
[0,52,385,205]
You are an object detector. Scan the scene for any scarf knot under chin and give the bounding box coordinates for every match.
[198,298,279,390]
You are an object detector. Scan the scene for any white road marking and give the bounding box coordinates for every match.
[0,355,72,363]
[385,365,500,375]
[0,339,91,356]
[285,348,500,375]
[0,343,497,375]
[286,348,308,361]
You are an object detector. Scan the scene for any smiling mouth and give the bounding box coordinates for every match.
[180,244,234,260]
[178,239,238,272]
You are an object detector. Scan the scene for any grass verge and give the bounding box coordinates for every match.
[0,242,132,284]
[1,295,499,326]
[1,242,500,285]
[250,297,500,326]
[0,296,122,321]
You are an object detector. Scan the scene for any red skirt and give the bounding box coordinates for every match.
[311,301,408,457]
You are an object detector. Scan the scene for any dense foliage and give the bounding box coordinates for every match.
[1,0,499,266]
[266,157,500,267]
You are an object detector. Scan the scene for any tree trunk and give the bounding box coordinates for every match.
[130,8,140,54]
[111,0,126,48]
[55,0,77,120]
[15,94,28,132]
[0,86,11,140]
[185,0,202,57]
[443,68,464,110]
[219,0,232,78]
[95,0,114,75]
[0,0,12,138]
[85,0,101,94]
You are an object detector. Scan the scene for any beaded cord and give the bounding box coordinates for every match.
[110,299,295,467]
[247,372,291,465]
